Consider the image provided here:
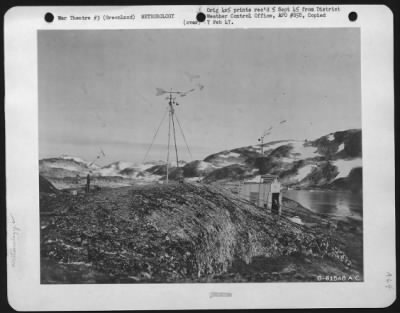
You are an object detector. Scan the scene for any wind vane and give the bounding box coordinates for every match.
[258,130,270,155]
[88,148,106,168]
[258,120,288,155]
[142,87,195,184]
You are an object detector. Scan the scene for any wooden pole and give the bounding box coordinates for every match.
[166,107,171,184]
[171,109,179,168]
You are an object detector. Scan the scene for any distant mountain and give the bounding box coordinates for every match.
[182,160,217,177]
[201,129,362,191]
[97,161,134,176]
[39,156,97,178]
[39,129,362,191]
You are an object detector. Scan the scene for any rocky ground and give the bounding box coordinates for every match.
[40,181,363,284]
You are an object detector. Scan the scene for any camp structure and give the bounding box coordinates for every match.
[239,174,278,209]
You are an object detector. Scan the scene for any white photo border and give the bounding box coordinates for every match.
[5,5,396,310]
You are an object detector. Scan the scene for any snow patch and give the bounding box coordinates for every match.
[117,161,167,177]
[43,161,87,172]
[262,141,291,152]
[289,141,319,159]
[327,134,335,141]
[219,152,241,158]
[95,168,124,177]
[98,161,134,176]
[59,155,86,163]
[295,164,315,181]
[197,161,214,171]
[113,161,133,170]
[59,155,100,168]
[136,163,160,171]
[333,158,362,178]
[140,173,162,182]
[337,143,345,152]
[216,160,243,167]
[281,157,294,163]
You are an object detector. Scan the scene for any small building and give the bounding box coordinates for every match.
[239,174,279,208]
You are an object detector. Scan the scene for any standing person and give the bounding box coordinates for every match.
[270,177,282,221]
[86,173,91,193]
[177,168,184,184]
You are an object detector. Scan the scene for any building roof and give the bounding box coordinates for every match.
[261,174,278,183]
[242,174,278,184]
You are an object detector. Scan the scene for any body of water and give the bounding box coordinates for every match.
[283,190,363,217]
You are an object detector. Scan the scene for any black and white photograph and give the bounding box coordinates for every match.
[38,28,363,284]
[5,4,396,310]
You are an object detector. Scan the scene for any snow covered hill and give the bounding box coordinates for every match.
[39,156,98,178]
[39,156,167,186]
[202,129,362,191]
[39,129,362,191]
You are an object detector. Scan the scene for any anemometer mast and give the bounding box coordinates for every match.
[257,120,286,156]
[166,91,181,184]
[258,132,269,155]
[143,87,194,184]
[88,148,106,168]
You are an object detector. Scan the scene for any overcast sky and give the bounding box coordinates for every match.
[38,28,361,165]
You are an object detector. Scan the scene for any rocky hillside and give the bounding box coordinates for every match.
[40,182,361,283]
[39,175,59,194]
[200,129,362,191]
[39,129,362,191]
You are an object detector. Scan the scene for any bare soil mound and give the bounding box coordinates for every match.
[39,175,59,194]
[40,182,361,283]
